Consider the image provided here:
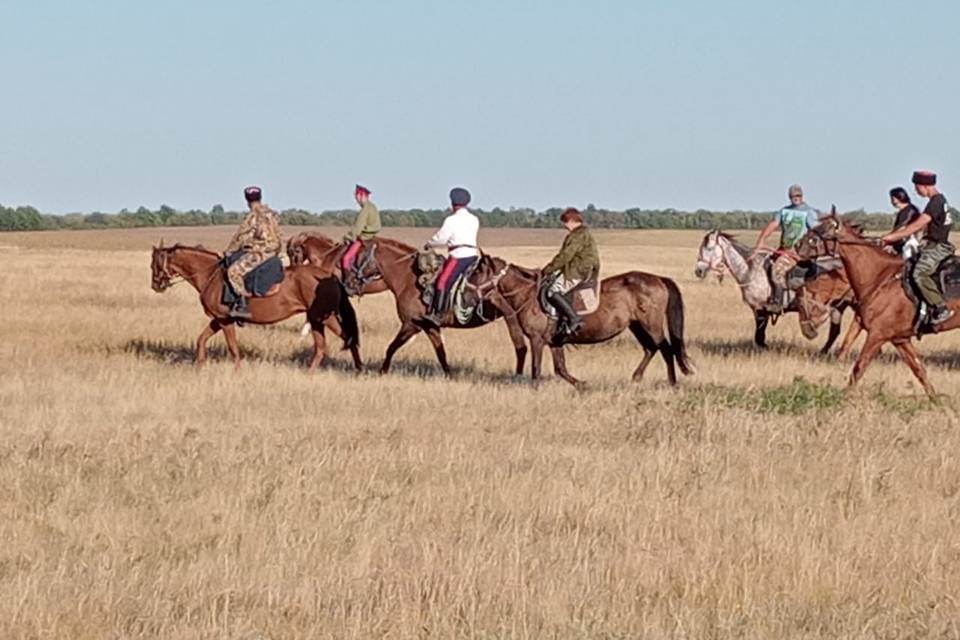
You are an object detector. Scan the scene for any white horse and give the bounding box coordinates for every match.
[694,229,848,351]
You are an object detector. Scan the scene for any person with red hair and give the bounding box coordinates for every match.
[341,184,381,279]
[542,207,600,338]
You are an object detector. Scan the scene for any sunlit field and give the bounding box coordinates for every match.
[2,226,959,639]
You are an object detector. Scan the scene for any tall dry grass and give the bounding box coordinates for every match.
[1,227,959,639]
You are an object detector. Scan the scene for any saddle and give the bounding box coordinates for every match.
[417,251,484,325]
[901,254,960,333]
[538,275,601,319]
[221,252,284,306]
[342,241,382,295]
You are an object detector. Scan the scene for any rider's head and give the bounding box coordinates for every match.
[449,187,471,210]
[912,171,937,197]
[788,184,804,205]
[244,186,262,207]
[355,184,371,205]
[560,207,584,231]
[889,186,912,209]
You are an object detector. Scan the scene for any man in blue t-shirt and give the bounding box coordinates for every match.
[753,184,821,312]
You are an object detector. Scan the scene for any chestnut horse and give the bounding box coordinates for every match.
[808,212,960,395]
[350,238,530,375]
[150,242,361,370]
[472,255,694,387]
[286,231,389,295]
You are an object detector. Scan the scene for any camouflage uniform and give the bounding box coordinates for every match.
[544,225,601,293]
[225,202,282,296]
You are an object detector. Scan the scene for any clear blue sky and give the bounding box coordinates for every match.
[2,0,957,214]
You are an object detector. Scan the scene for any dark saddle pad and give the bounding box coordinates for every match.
[222,252,284,305]
[938,256,960,299]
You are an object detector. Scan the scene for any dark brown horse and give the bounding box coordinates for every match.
[807,212,960,395]
[349,238,530,375]
[150,242,361,370]
[286,231,389,295]
[472,255,694,387]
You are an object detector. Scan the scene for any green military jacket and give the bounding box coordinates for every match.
[544,225,600,281]
[345,201,382,241]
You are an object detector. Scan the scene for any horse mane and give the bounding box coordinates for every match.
[509,264,540,280]
[713,230,752,259]
[164,243,221,258]
[374,236,417,255]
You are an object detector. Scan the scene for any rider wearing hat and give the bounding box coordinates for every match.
[224,186,282,319]
[542,207,600,337]
[341,184,381,277]
[422,187,479,326]
[753,184,821,313]
[882,171,954,325]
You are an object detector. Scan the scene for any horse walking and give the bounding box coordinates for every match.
[150,242,361,370]
[694,229,855,353]
[472,256,693,387]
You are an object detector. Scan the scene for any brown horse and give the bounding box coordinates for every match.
[807,212,960,395]
[349,238,530,375]
[795,268,861,358]
[150,242,361,370]
[472,255,694,387]
[286,231,389,295]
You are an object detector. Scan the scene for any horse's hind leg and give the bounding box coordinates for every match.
[504,317,528,377]
[222,322,242,369]
[819,314,842,355]
[195,319,222,367]
[551,346,582,387]
[835,314,862,360]
[381,321,421,374]
[323,315,363,371]
[629,322,659,383]
[308,320,328,370]
[892,339,935,397]
[424,327,452,376]
[754,310,769,348]
[530,336,546,380]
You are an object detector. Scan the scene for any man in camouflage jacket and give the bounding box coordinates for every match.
[224,186,282,318]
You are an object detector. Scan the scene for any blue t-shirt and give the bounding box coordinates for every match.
[776,203,820,249]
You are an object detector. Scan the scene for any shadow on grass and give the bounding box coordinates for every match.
[692,337,816,359]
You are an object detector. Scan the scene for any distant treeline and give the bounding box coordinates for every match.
[0,203,896,232]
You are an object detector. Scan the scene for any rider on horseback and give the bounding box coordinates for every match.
[882,170,954,326]
[422,187,479,327]
[224,186,282,319]
[341,184,381,284]
[542,207,600,340]
[753,184,821,313]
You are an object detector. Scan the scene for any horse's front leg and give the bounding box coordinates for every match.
[503,316,528,377]
[381,321,421,374]
[308,323,327,370]
[195,319,222,367]
[754,310,769,348]
[222,322,242,369]
[551,346,583,388]
[819,312,843,355]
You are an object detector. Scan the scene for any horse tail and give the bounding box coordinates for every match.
[663,277,694,376]
[335,286,360,351]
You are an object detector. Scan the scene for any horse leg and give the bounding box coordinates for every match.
[892,339,936,397]
[424,327,451,376]
[323,315,364,372]
[819,315,842,355]
[530,336,545,380]
[222,322,242,369]
[659,340,678,386]
[551,346,583,387]
[754,310,769,348]
[308,321,327,370]
[195,319,222,367]
[628,322,658,383]
[835,314,862,360]
[504,318,528,377]
[381,322,421,374]
[848,333,884,389]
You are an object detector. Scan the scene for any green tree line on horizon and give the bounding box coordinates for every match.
[0,202,898,233]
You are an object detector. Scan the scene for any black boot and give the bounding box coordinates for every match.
[230,296,252,319]
[422,289,448,327]
[931,305,954,325]
[766,285,785,313]
[548,292,583,339]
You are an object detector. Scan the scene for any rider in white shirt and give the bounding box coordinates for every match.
[422,187,480,325]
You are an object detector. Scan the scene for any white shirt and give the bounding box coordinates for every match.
[429,208,479,258]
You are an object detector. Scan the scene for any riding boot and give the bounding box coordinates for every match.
[548,292,584,338]
[766,285,785,314]
[422,288,448,327]
[931,305,954,325]
[230,296,252,320]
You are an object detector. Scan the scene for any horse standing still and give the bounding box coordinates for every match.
[472,256,693,387]
[694,229,854,353]
[150,241,361,370]
[806,212,960,396]
[349,238,531,375]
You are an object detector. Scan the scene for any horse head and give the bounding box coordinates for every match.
[695,229,724,278]
[287,232,337,266]
[151,244,175,292]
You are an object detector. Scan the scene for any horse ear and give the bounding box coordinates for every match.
[830,205,837,217]
[158,238,164,248]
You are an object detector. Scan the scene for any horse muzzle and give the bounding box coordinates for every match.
[694,264,708,279]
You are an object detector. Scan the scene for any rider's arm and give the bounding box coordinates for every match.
[883,213,930,244]
[754,218,780,250]
[225,211,256,254]
[427,217,454,248]
[543,234,575,275]
[346,203,370,242]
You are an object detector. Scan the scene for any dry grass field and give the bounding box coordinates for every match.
[2,225,960,639]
